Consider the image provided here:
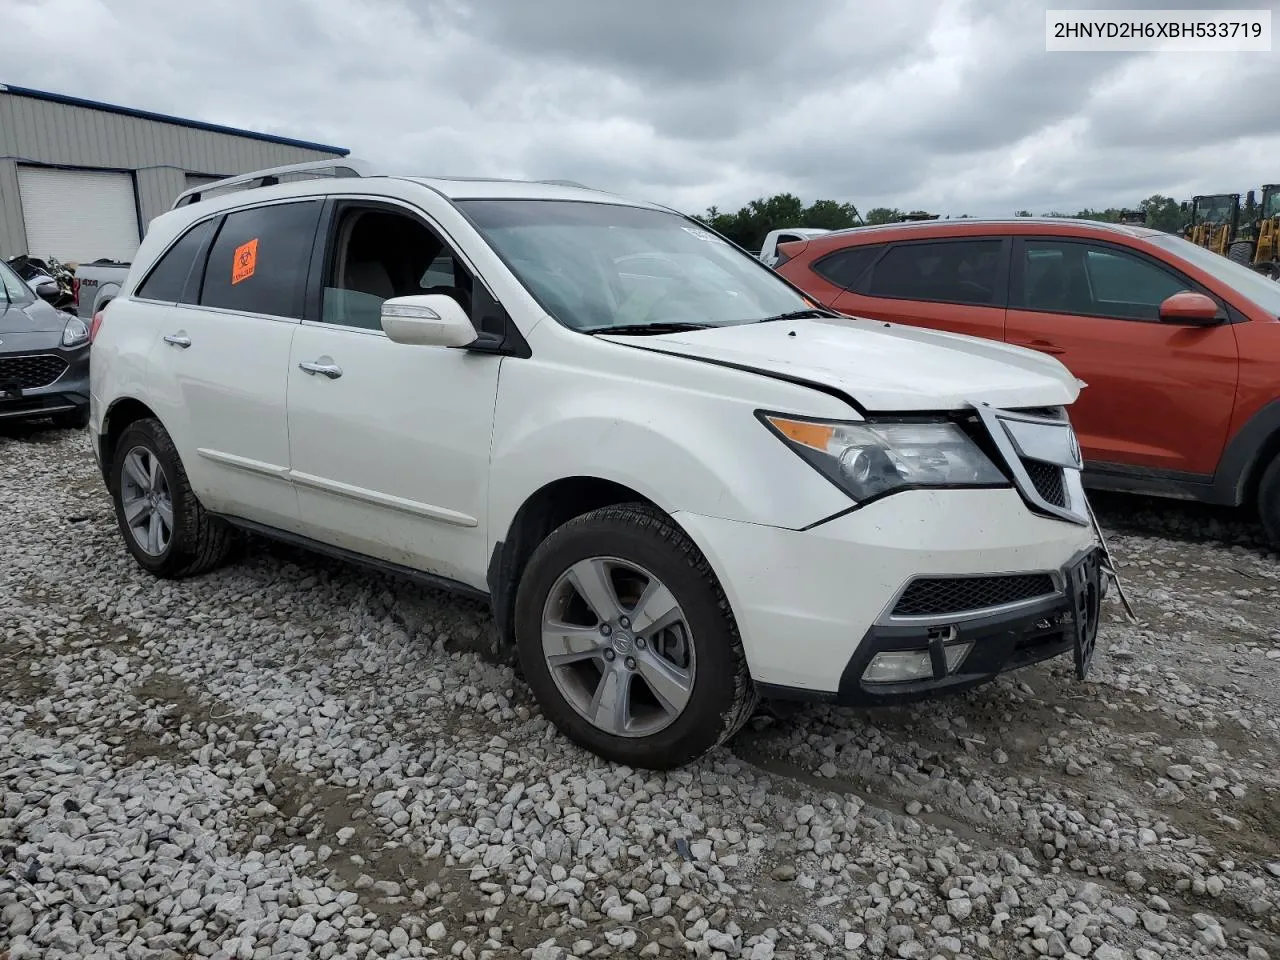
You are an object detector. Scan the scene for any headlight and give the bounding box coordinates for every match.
[62,316,89,347]
[761,413,1007,502]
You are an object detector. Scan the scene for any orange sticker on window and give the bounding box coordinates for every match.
[231,238,259,285]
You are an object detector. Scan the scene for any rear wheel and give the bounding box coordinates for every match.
[1228,241,1254,266]
[1258,453,1280,550]
[109,418,236,578]
[514,502,756,769]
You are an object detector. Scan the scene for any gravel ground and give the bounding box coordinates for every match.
[2,424,1278,960]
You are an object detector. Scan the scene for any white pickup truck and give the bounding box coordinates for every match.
[757,228,831,267]
[72,258,131,321]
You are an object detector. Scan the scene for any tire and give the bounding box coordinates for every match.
[1258,453,1280,550]
[1228,241,1254,266]
[513,502,757,769]
[109,417,235,578]
[52,406,90,430]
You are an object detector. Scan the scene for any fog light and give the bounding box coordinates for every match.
[863,651,933,683]
[864,642,975,684]
[944,641,973,673]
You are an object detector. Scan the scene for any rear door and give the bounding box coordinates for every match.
[144,199,322,531]
[830,236,1010,342]
[1005,236,1240,475]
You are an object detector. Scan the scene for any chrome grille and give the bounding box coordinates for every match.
[0,355,67,390]
[893,574,1058,617]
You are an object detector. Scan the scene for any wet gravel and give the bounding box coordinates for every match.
[2,425,1278,960]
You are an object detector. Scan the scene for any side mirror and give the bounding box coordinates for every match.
[1158,291,1222,326]
[35,281,60,303]
[380,294,478,347]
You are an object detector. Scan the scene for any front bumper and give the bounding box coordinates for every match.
[833,545,1102,707]
[0,344,90,424]
[673,486,1100,702]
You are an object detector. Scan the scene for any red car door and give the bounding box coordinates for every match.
[830,236,1010,343]
[1004,236,1239,476]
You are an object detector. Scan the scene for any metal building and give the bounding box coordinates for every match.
[0,83,348,263]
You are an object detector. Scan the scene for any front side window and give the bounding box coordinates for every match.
[1016,240,1190,320]
[199,201,322,319]
[135,217,218,303]
[319,207,474,331]
[455,199,807,332]
[864,239,1003,306]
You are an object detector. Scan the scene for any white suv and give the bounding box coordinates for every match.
[89,160,1111,769]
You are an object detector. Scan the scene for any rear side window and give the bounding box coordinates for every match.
[200,201,322,318]
[812,244,883,288]
[135,218,217,303]
[866,239,1003,306]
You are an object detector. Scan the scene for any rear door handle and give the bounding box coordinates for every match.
[163,334,191,348]
[298,360,343,379]
[1017,339,1065,356]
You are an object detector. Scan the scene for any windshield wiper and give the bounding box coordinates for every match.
[753,308,838,323]
[583,321,714,335]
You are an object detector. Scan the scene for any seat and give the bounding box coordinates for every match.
[346,260,396,300]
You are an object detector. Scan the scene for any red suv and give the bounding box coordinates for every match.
[774,218,1280,546]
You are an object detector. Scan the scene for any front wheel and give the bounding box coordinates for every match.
[1228,241,1254,266]
[513,503,756,769]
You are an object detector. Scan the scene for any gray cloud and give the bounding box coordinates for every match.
[5,0,1279,218]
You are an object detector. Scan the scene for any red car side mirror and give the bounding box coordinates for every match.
[1158,291,1222,326]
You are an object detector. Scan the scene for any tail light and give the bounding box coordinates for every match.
[72,277,80,306]
[89,310,105,344]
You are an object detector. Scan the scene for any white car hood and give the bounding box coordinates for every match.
[599,315,1082,412]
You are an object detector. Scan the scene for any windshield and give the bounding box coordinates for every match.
[0,258,34,304]
[456,199,809,332]
[1148,233,1280,316]
[1195,196,1236,224]
[1263,189,1280,220]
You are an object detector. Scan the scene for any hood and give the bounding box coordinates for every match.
[599,315,1082,412]
[0,296,70,335]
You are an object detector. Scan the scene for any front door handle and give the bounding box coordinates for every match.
[298,360,343,380]
[163,334,191,348]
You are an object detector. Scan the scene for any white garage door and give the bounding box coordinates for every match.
[17,166,141,264]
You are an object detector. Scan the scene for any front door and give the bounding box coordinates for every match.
[285,199,501,589]
[1004,236,1240,476]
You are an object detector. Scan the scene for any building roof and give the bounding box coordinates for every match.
[0,83,349,156]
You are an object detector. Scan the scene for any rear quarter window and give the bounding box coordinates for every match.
[811,244,883,288]
[135,217,218,303]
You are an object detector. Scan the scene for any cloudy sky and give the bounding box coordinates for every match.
[7,0,1279,218]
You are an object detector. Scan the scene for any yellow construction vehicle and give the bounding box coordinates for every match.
[1181,194,1240,256]
[1227,185,1280,279]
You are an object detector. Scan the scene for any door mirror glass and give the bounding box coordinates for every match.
[381,294,478,347]
[1158,291,1221,325]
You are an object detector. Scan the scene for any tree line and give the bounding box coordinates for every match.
[694,193,1190,253]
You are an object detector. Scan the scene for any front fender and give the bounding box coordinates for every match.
[487,368,852,544]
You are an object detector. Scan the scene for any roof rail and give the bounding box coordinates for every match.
[538,179,590,189]
[171,158,377,209]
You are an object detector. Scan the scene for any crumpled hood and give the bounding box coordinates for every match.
[0,296,68,334]
[600,315,1083,412]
